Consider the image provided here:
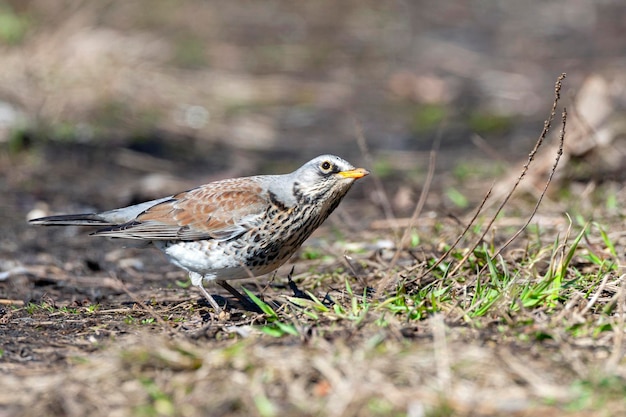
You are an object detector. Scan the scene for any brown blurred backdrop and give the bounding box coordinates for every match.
[1,0,626,216]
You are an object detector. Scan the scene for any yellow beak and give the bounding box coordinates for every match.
[338,167,370,179]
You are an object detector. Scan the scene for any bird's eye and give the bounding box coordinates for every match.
[320,161,332,171]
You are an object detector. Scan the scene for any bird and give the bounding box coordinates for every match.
[29,154,369,313]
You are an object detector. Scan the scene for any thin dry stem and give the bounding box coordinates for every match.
[471,134,509,163]
[351,114,399,235]
[486,107,567,264]
[375,132,440,295]
[432,314,452,392]
[408,184,494,287]
[606,274,626,370]
[580,272,610,316]
[111,272,172,329]
[447,73,566,278]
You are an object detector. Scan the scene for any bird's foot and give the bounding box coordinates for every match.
[287,274,313,301]
[216,280,264,314]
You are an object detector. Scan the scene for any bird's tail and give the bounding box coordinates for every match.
[28,213,115,226]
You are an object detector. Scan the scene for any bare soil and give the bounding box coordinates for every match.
[2,1,626,416]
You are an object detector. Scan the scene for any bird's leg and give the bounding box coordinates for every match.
[189,272,223,313]
[216,280,263,313]
[286,266,313,300]
[197,284,224,314]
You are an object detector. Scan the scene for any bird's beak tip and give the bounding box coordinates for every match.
[338,167,370,179]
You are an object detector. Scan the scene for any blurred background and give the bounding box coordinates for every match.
[2,0,626,221]
[4,2,626,413]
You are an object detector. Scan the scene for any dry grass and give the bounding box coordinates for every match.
[2,227,626,417]
[2,3,626,417]
[3,114,626,417]
[4,167,626,417]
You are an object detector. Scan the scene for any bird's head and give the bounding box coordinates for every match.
[290,155,369,205]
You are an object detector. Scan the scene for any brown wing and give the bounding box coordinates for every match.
[93,178,269,241]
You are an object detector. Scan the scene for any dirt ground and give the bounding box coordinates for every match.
[2,1,626,416]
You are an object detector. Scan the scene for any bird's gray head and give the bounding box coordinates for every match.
[289,155,369,205]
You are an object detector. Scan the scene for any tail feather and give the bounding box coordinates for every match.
[29,196,175,228]
[28,213,116,227]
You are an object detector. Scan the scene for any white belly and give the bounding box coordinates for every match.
[153,240,285,282]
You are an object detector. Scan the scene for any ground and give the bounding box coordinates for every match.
[2,2,626,417]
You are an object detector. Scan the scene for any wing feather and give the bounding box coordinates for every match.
[93,178,269,241]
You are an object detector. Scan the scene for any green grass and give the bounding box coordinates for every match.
[6,156,626,416]
[245,216,623,360]
[0,3,29,44]
[243,288,299,337]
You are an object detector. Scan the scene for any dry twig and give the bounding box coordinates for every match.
[407,184,494,287]
[487,108,567,263]
[446,73,567,278]
[351,114,398,235]
[110,272,173,329]
[375,131,441,295]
